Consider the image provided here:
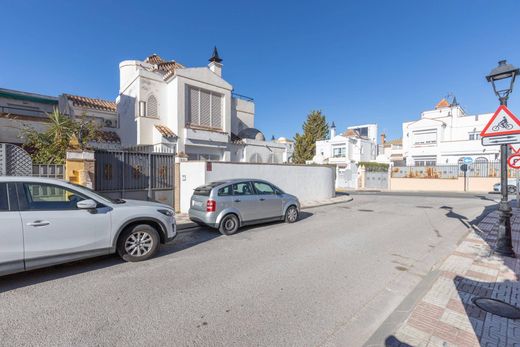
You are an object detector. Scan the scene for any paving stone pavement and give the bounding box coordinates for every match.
[388,208,520,347]
[175,193,353,230]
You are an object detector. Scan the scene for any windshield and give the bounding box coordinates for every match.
[69,183,125,204]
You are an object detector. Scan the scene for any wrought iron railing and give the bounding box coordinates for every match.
[391,160,516,179]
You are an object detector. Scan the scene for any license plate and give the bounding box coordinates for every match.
[192,200,203,207]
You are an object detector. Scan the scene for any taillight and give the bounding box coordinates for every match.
[206,199,216,212]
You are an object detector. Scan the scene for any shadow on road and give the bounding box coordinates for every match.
[383,335,413,346]
[0,212,315,293]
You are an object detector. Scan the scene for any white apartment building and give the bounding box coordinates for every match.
[402,98,499,166]
[376,134,404,165]
[313,123,378,188]
[117,48,291,163]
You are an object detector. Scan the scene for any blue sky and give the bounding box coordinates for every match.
[2,0,520,140]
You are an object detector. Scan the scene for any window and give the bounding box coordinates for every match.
[332,146,346,158]
[0,183,9,211]
[139,101,147,117]
[218,185,233,196]
[469,132,480,141]
[23,183,88,210]
[147,95,158,118]
[187,87,223,129]
[231,182,254,196]
[413,129,437,145]
[414,159,436,167]
[253,182,275,195]
[187,153,221,161]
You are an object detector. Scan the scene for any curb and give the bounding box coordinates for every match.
[176,196,354,233]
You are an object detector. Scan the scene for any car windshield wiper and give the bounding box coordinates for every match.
[112,198,126,204]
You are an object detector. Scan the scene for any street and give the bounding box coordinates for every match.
[0,193,498,347]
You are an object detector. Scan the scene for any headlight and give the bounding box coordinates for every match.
[158,209,174,217]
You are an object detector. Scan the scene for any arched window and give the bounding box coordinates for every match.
[249,153,262,163]
[147,95,158,118]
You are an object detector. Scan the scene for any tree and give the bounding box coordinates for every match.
[292,110,329,164]
[22,108,101,164]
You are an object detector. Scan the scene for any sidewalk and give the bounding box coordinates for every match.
[381,208,520,346]
[176,193,353,230]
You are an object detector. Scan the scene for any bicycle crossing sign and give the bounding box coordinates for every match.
[480,105,520,138]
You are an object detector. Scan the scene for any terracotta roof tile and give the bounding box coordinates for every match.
[342,129,360,137]
[435,98,450,109]
[155,124,176,138]
[144,54,185,80]
[65,94,116,112]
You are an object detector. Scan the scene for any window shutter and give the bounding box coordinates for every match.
[200,89,211,127]
[189,88,199,124]
[211,94,222,129]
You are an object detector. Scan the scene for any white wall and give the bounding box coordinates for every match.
[179,161,335,213]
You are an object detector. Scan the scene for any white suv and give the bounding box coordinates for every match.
[0,177,176,276]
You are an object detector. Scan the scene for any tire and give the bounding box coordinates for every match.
[219,214,239,236]
[508,185,517,194]
[285,205,299,223]
[117,224,160,262]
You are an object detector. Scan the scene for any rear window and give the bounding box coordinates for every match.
[193,182,224,196]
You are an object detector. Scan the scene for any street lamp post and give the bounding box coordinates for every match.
[486,60,520,258]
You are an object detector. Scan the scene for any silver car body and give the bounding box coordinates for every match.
[0,177,176,276]
[188,179,300,228]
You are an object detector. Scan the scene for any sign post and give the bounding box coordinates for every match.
[481,104,520,258]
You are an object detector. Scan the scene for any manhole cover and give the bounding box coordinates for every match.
[472,297,520,319]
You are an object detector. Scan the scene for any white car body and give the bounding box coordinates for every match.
[493,178,520,193]
[0,177,176,276]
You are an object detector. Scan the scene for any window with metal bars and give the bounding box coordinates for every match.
[187,86,223,129]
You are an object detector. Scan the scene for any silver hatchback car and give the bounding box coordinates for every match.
[188,179,300,235]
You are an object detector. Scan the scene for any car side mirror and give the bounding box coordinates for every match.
[77,199,97,210]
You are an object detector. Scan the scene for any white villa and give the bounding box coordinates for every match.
[313,123,378,188]
[402,98,499,166]
[117,48,292,163]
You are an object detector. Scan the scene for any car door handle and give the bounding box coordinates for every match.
[234,199,241,203]
[27,220,50,227]
[259,198,265,201]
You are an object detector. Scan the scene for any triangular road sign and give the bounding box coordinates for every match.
[481,105,520,137]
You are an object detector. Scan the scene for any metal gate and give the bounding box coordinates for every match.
[0,143,33,176]
[94,149,175,203]
[365,171,389,189]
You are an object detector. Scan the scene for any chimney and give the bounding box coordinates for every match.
[330,121,336,138]
[381,133,386,144]
[208,46,223,77]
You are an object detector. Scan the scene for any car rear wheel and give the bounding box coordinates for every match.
[285,205,299,223]
[219,214,239,236]
[117,224,160,262]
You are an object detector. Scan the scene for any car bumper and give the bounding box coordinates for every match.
[166,223,177,242]
[188,208,219,228]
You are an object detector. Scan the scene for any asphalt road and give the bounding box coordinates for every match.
[0,194,498,347]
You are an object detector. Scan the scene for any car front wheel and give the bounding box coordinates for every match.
[117,224,160,262]
[219,214,239,236]
[285,206,299,223]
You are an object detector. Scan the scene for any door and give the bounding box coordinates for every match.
[0,183,24,275]
[252,181,283,219]
[230,181,258,222]
[18,182,111,270]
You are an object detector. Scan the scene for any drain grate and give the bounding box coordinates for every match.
[358,209,374,212]
[416,206,433,209]
[472,297,520,319]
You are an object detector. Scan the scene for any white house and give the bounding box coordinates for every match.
[376,134,404,165]
[313,122,378,188]
[117,48,292,163]
[402,98,499,166]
